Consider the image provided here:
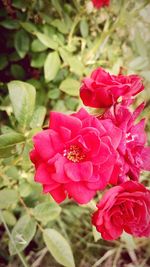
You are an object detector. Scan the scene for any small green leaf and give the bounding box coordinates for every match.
[14,29,30,58]
[60,78,80,96]
[80,18,89,38]
[128,56,148,71]
[0,55,8,70]
[43,228,75,267]
[59,48,84,76]
[0,132,25,149]
[19,181,33,197]
[44,51,61,82]
[33,202,61,224]
[92,226,101,242]
[20,22,37,33]
[31,52,47,68]
[8,81,36,129]
[30,106,46,128]
[48,88,60,100]
[0,132,25,158]
[2,211,17,226]
[31,39,47,52]
[0,20,19,29]
[51,19,68,34]
[0,146,17,158]
[0,189,19,209]
[10,64,25,79]
[35,32,58,50]
[9,215,37,255]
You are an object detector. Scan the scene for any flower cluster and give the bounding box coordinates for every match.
[30,67,150,240]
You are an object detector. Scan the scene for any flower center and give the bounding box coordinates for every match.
[63,145,86,163]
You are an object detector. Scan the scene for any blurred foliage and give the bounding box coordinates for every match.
[0,0,150,266]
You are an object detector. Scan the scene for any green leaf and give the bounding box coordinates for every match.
[31,52,47,68]
[0,147,17,158]
[128,56,148,71]
[9,215,36,255]
[48,88,60,100]
[20,22,37,34]
[31,39,47,52]
[14,29,30,58]
[10,64,25,79]
[60,78,80,96]
[59,48,84,76]
[0,55,8,70]
[33,202,61,224]
[2,211,17,226]
[8,81,36,129]
[43,228,75,267]
[80,18,89,38]
[92,226,101,242]
[35,32,58,50]
[30,106,46,128]
[44,51,61,82]
[0,132,25,158]
[51,19,68,34]
[0,189,19,209]
[0,132,25,149]
[19,181,33,197]
[0,20,19,29]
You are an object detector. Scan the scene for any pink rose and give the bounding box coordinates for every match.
[30,108,121,204]
[92,0,110,9]
[80,68,144,108]
[92,181,150,240]
[101,102,150,183]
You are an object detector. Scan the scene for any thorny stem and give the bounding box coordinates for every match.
[0,209,29,267]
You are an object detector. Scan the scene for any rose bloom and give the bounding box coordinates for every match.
[92,181,150,240]
[80,67,144,108]
[30,108,122,204]
[92,0,110,9]
[101,101,150,183]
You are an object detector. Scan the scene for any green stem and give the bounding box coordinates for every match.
[0,210,29,267]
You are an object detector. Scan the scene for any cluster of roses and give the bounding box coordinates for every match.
[30,67,150,240]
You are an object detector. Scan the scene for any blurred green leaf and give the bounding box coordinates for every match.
[31,52,47,68]
[0,20,19,29]
[128,56,149,71]
[19,181,33,197]
[0,132,25,149]
[0,55,8,70]
[0,189,19,209]
[14,29,30,58]
[33,202,61,224]
[31,39,47,52]
[9,215,37,255]
[60,78,80,96]
[48,88,61,99]
[51,19,69,34]
[92,226,101,242]
[10,64,25,79]
[43,228,75,267]
[30,106,46,128]
[80,18,89,38]
[35,32,58,50]
[8,81,36,129]
[44,51,61,82]
[20,22,37,33]
[59,48,84,76]
[1,211,17,226]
